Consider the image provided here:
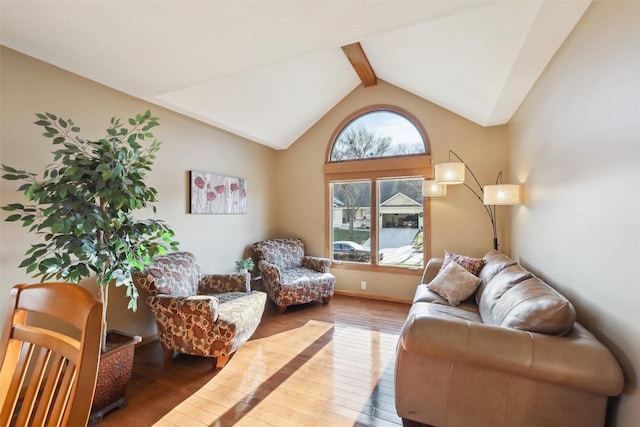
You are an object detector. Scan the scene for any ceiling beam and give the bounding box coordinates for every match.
[341,42,377,87]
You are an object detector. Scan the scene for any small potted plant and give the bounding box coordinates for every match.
[235,257,255,274]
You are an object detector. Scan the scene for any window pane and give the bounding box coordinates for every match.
[331,182,373,264]
[378,178,424,268]
[330,110,425,161]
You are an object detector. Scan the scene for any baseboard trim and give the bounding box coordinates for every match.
[334,290,411,304]
[138,334,158,347]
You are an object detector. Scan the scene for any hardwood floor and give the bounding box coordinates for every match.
[97,295,411,427]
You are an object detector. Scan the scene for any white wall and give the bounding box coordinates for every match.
[0,47,277,340]
[509,1,640,426]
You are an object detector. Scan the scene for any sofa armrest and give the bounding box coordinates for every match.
[399,310,624,396]
[148,294,219,323]
[301,256,331,273]
[421,258,443,284]
[258,259,281,284]
[199,273,250,294]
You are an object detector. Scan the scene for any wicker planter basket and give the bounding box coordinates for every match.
[89,330,142,425]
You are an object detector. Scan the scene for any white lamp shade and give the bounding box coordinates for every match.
[435,162,465,184]
[423,180,447,197]
[484,184,522,205]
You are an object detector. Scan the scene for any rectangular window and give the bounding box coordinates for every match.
[331,181,372,264]
[330,177,424,269]
[378,178,424,269]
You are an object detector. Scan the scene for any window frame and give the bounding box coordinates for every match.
[324,105,432,275]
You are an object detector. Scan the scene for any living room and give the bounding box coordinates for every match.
[1,1,638,426]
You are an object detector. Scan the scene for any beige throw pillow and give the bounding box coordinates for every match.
[429,261,482,306]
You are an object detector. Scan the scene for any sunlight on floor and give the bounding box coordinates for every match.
[153,320,398,426]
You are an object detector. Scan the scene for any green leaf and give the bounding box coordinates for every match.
[2,203,24,211]
[19,257,35,268]
[58,118,68,128]
[34,120,52,127]
[5,214,22,222]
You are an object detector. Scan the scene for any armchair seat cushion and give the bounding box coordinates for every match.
[280,267,335,287]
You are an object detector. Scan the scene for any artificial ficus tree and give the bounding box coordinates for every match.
[2,110,179,349]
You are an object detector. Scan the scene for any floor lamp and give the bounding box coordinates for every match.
[424,150,521,250]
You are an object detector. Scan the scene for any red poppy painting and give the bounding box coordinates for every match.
[190,171,247,214]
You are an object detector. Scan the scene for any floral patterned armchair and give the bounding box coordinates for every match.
[132,251,266,369]
[252,238,336,313]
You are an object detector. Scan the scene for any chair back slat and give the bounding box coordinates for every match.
[0,282,102,427]
[1,343,33,422]
[32,355,66,426]
[14,346,51,427]
[48,364,77,426]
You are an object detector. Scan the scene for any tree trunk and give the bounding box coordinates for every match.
[99,280,109,350]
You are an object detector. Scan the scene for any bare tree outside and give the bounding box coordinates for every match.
[335,182,369,241]
[332,123,392,160]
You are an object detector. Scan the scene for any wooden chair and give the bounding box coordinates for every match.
[0,282,103,427]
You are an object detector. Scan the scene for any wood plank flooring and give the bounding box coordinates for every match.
[97,295,411,427]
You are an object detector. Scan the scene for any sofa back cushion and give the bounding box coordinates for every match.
[478,249,517,288]
[134,251,201,297]
[253,238,304,270]
[489,277,576,335]
[478,264,532,321]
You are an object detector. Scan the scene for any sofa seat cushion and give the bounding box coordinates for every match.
[428,261,482,306]
[489,277,576,335]
[410,301,482,323]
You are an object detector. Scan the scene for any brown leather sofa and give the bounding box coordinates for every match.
[395,249,624,427]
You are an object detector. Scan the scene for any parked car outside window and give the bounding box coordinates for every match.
[333,241,371,262]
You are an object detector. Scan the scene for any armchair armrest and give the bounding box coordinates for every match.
[258,260,281,283]
[399,311,624,396]
[199,272,250,294]
[148,294,220,323]
[301,256,331,273]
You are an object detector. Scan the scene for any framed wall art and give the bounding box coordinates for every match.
[190,170,247,214]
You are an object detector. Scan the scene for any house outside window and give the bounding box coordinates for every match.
[324,106,432,272]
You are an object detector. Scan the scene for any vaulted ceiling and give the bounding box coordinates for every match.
[0,0,591,150]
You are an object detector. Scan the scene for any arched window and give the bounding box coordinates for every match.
[330,110,426,161]
[324,105,432,273]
